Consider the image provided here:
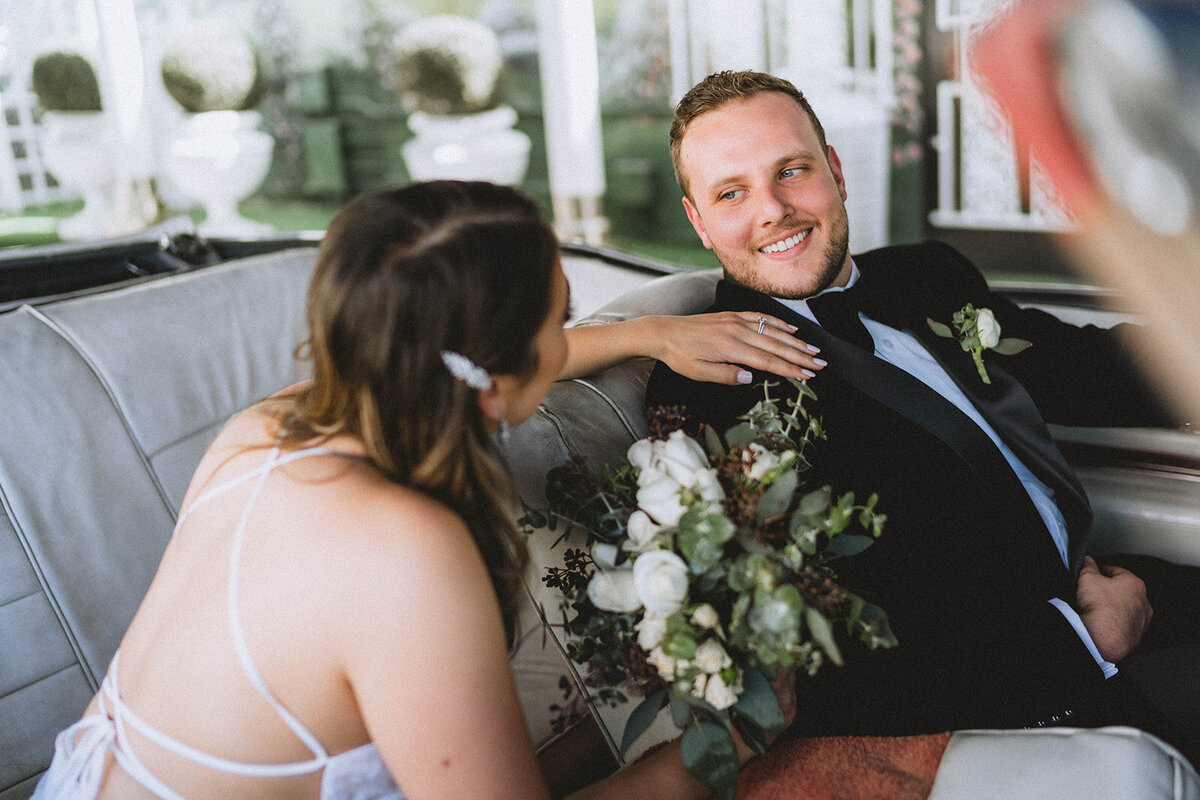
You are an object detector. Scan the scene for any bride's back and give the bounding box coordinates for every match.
[92,405,417,799]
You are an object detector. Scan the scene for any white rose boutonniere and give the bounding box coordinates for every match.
[928,303,1032,384]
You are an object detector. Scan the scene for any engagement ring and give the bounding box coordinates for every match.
[756,316,767,335]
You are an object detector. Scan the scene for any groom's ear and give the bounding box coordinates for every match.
[683,196,714,250]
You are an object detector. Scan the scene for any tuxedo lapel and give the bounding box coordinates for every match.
[859,272,1094,567]
[716,281,1035,493]
[916,330,1092,564]
[717,277,1091,567]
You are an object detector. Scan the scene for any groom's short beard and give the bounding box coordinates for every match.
[735,207,851,301]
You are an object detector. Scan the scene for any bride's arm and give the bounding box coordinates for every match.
[342,495,791,800]
[560,312,825,385]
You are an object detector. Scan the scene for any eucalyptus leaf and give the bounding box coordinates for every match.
[804,606,843,666]
[702,423,725,457]
[791,377,818,401]
[756,470,798,524]
[852,599,899,649]
[733,667,785,732]
[797,486,831,517]
[732,713,769,756]
[621,690,668,758]
[681,720,740,800]
[825,533,875,557]
[669,691,692,728]
[723,422,757,450]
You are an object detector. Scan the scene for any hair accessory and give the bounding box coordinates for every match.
[440,350,492,391]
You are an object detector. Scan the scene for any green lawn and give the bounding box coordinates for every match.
[2,197,718,272]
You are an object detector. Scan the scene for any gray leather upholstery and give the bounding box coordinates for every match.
[1,248,1195,798]
[928,727,1200,799]
[0,250,313,799]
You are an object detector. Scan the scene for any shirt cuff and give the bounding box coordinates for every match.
[1048,597,1119,678]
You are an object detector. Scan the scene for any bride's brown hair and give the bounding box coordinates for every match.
[280,180,558,639]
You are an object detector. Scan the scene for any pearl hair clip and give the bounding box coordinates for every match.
[440,350,492,391]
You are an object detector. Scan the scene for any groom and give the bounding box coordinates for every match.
[646,70,1199,756]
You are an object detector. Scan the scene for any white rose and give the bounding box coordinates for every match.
[742,442,780,481]
[703,670,743,710]
[692,469,726,509]
[636,469,688,527]
[633,550,690,615]
[646,646,677,680]
[590,542,620,571]
[636,611,670,651]
[976,308,1001,349]
[657,430,710,479]
[691,672,708,700]
[694,639,733,674]
[626,510,662,552]
[587,569,641,613]
[627,438,655,472]
[691,603,719,629]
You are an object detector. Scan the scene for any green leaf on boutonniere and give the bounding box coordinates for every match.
[992,337,1033,356]
[926,318,954,338]
[927,305,1031,384]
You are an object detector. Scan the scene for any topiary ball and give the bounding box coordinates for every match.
[31,51,102,112]
[390,15,505,116]
[160,20,265,113]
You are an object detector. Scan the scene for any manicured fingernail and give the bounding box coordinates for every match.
[736,370,753,384]
[786,324,798,332]
[806,344,822,354]
[800,369,815,379]
[813,358,827,367]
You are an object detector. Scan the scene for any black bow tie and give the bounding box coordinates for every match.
[807,285,874,351]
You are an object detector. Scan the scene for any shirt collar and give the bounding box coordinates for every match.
[773,260,861,325]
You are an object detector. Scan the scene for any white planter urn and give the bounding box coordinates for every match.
[401,105,531,186]
[40,112,145,240]
[163,110,274,237]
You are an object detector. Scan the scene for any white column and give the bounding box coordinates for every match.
[93,0,157,232]
[535,0,608,244]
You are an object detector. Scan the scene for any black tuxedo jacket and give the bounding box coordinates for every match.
[645,241,1174,734]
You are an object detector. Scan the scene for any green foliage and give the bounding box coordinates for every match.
[681,720,739,800]
[530,379,896,798]
[31,51,101,112]
[160,20,265,112]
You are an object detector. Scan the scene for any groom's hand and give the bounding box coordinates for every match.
[1076,555,1153,663]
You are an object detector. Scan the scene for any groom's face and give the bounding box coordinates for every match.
[678,91,853,299]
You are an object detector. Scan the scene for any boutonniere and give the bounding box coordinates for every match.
[927,304,1031,384]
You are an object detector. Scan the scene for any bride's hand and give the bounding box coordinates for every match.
[649,312,825,386]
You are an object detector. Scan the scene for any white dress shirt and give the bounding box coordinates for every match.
[776,263,1118,678]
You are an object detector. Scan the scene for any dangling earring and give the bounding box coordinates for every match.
[498,414,511,447]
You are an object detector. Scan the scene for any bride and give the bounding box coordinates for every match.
[35,181,816,799]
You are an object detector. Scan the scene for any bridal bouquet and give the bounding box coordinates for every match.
[523,379,895,799]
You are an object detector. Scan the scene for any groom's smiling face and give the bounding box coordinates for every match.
[678,91,853,300]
